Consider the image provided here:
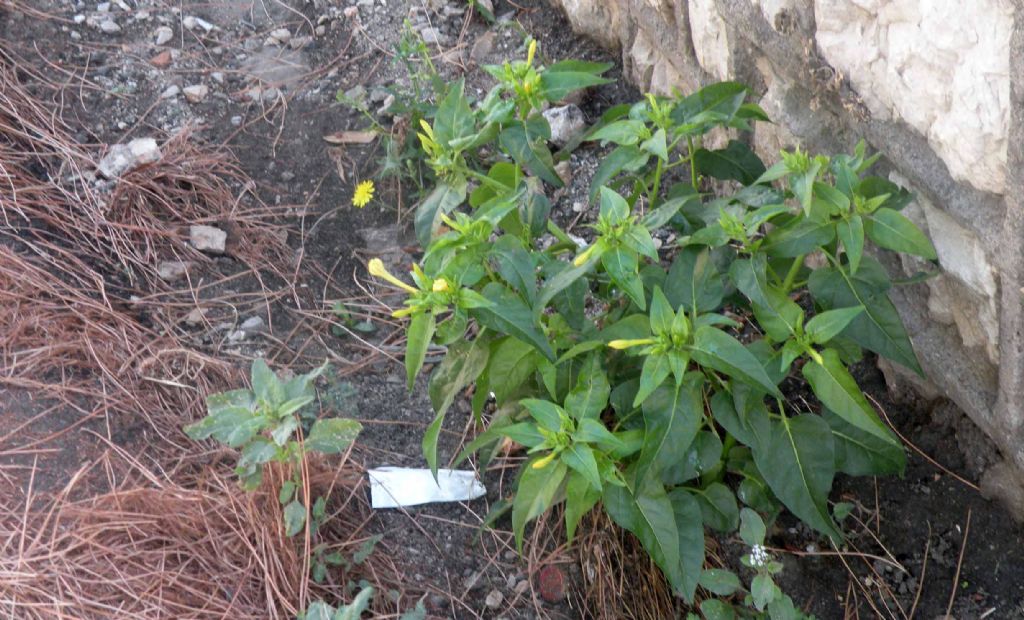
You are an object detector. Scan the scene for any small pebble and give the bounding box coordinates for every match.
[484,590,503,610]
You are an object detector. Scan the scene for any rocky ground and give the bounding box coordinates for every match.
[2,0,1023,618]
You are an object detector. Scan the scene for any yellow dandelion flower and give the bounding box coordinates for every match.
[352,180,375,208]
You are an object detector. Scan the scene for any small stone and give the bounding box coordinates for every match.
[240,316,265,331]
[189,225,227,253]
[514,579,529,595]
[543,104,586,147]
[182,15,214,32]
[97,138,162,178]
[157,260,192,281]
[281,171,295,181]
[183,84,208,103]
[343,6,358,19]
[154,25,173,45]
[315,25,327,36]
[484,590,503,610]
[98,19,121,33]
[463,571,483,591]
[210,72,225,84]
[184,307,206,325]
[571,200,586,213]
[70,31,82,40]
[265,27,291,46]
[230,115,242,126]
[419,27,445,45]
[470,31,495,63]
[289,36,312,49]
[149,50,172,68]
[97,2,110,12]
[261,88,280,101]
[554,160,572,186]
[160,84,180,99]
[73,14,86,23]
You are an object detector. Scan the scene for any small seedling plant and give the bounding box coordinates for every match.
[185,359,362,537]
[366,45,934,616]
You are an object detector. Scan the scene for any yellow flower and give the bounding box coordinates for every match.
[526,39,537,66]
[352,180,375,208]
[367,258,417,294]
[432,278,450,293]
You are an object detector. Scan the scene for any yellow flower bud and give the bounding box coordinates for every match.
[432,278,450,293]
[573,243,598,267]
[527,39,537,66]
[391,307,415,318]
[607,338,656,350]
[531,451,557,469]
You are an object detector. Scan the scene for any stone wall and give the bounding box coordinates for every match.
[548,0,1024,481]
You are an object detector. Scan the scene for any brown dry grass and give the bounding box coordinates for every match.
[0,36,406,617]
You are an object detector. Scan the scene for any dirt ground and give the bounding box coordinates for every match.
[1,0,1023,618]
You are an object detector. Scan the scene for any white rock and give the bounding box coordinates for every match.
[230,115,242,126]
[183,84,208,103]
[73,14,86,24]
[182,15,214,32]
[189,225,227,253]
[210,72,224,84]
[184,307,206,326]
[265,27,291,46]
[97,2,110,12]
[157,260,192,281]
[70,31,82,40]
[542,104,586,147]
[98,18,121,33]
[419,27,445,45]
[689,0,730,80]
[154,25,173,45]
[160,84,180,99]
[484,590,503,610]
[97,138,162,178]
[815,0,1011,194]
[240,316,265,331]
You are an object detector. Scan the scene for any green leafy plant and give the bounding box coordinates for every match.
[185,359,362,537]
[367,52,933,614]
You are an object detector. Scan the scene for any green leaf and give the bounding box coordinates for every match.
[565,470,601,542]
[700,600,737,620]
[521,398,566,433]
[513,459,567,551]
[414,180,468,246]
[823,409,906,476]
[561,443,602,491]
[672,82,748,128]
[433,79,474,145]
[405,311,436,390]
[739,507,766,546]
[486,337,540,404]
[668,488,705,603]
[536,258,596,319]
[588,119,647,145]
[803,349,899,447]
[665,431,723,485]
[805,306,864,345]
[539,62,612,101]
[634,353,672,408]
[691,326,782,397]
[858,176,914,211]
[642,190,699,229]
[837,215,865,274]
[429,336,490,422]
[763,219,836,257]
[602,247,645,309]
[306,418,362,454]
[753,415,841,540]
[500,117,563,188]
[693,482,739,532]
[640,128,669,161]
[471,283,554,360]
[283,499,307,537]
[270,417,298,446]
[699,569,742,596]
[664,247,723,313]
[573,418,624,449]
[589,145,649,201]
[710,390,770,451]
[239,437,279,467]
[336,587,375,620]
[808,262,921,374]
[565,356,610,419]
[751,574,779,610]
[865,207,937,259]
[693,140,766,184]
[604,480,682,593]
[649,287,675,335]
[251,359,280,404]
[636,382,702,485]
[490,236,537,304]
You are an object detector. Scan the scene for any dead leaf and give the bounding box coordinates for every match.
[323,130,377,145]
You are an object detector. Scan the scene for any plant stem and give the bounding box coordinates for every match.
[782,254,805,292]
[687,136,698,191]
[650,157,664,205]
